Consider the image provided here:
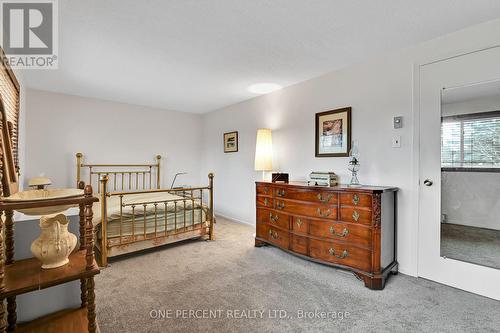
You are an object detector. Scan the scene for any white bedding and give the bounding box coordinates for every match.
[92,191,208,239]
[92,191,204,225]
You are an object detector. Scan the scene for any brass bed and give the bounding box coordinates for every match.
[76,153,215,266]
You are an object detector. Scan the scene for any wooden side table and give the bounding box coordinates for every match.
[0,185,99,333]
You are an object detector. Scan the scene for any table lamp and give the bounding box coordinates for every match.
[254,128,273,180]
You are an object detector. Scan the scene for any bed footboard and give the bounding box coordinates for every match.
[97,173,215,266]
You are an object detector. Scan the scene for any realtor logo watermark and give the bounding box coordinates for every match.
[0,0,58,69]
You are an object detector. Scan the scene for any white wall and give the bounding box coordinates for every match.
[441,94,500,230]
[442,172,500,230]
[25,89,205,190]
[201,18,500,277]
[442,95,500,116]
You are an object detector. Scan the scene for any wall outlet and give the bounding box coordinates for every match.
[392,135,401,148]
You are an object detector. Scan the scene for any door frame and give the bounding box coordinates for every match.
[411,43,500,281]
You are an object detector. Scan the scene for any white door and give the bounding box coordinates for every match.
[418,46,500,300]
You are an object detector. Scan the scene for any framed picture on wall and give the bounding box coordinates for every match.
[315,107,351,157]
[223,131,239,153]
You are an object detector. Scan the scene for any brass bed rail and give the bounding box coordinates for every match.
[76,153,215,267]
[76,152,161,192]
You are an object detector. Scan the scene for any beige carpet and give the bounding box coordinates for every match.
[441,223,500,269]
[96,217,500,333]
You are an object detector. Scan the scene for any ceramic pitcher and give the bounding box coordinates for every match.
[31,213,77,269]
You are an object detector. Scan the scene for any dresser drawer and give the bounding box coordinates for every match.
[256,184,271,195]
[274,187,338,205]
[340,207,372,225]
[266,226,289,249]
[291,216,309,234]
[256,196,273,209]
[340,193,372,208]
[257,209,289,230]
[290,234,308,255]
[309,239,372,272]
[274,199,338,220]
[308,220,372,247]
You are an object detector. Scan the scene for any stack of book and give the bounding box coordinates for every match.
[308,172,338,186]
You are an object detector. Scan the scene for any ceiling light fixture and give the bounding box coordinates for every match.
[248,83,282,94]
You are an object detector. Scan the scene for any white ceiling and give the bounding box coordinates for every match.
[22,0,500,113]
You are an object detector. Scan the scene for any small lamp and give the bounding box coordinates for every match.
[348,141,361,186]
[254,128,273,180]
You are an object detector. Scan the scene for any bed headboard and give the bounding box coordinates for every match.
[76,153,162,193]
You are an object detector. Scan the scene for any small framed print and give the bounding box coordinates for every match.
[315,107,351,157]
[223,131,238,153]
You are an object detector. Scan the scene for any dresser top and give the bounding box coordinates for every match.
[255,181,398,193]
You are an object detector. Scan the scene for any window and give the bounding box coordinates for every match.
[0,47,20,173]
[441,111,500,171]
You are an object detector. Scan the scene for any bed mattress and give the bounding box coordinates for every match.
[92,191,208,239]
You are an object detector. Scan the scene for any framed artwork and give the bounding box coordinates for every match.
[315,107,351,157]
[223,131,238,153]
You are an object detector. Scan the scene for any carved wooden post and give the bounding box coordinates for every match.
[78,181,86,250]
[0,135,5,333]
[208,173,215,240]
[84,185,96,333]
[79,203,86,251]
[87,276,96,333]
[79,202,87,307]
[4,211,14,264]
[0,214,6,333]
[4,210,15,331]
[84,185,94,268]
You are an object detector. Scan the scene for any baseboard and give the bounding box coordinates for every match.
[442,221,500,232]
[215,212,254,227]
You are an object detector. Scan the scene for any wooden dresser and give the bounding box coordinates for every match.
[255,181,398,290]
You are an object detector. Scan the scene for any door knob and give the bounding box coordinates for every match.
[423,179,433,186]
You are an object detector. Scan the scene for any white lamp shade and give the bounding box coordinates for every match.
[254,128,273,171]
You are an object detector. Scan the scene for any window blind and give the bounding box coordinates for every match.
[0,48,20,173]
[441,111,500,169]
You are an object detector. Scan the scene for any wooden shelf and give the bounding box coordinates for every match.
[16,308,99,333]
[0,185,99,332]
[1,250,99,299]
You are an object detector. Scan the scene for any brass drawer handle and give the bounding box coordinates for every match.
[329,248,348,259]
[268,229,278,239]
[317,193,334,203]
[276,189,285,197]
[329,226,349,238]
[317,208,332,217]
[269,213,279,223]
[296,218,302,227]
[263,187,269,194]
[264,198,269,206]
[352,210,360,222]
[276,201,285,210]
[352,194,360,205]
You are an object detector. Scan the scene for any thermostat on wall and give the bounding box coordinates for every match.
[393,116,403,129]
